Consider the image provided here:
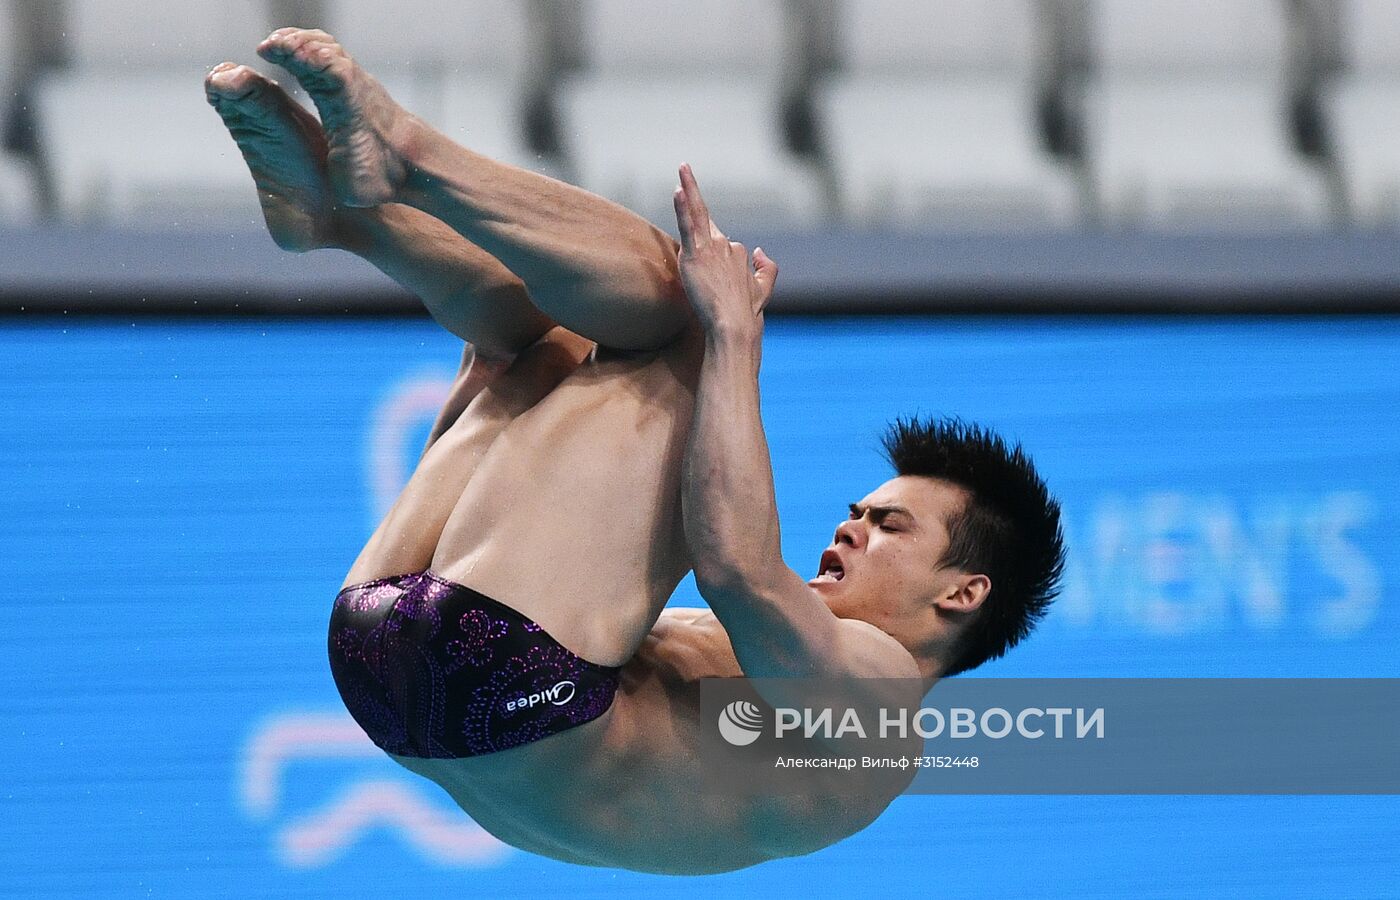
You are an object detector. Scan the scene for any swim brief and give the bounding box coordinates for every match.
[328,571,621,758]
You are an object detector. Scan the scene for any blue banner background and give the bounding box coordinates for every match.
[2,316,1397,897]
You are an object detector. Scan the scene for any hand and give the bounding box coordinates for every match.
[672,163,779,340]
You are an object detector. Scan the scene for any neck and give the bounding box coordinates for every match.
[911,626,961,685]
[915,649,946,688]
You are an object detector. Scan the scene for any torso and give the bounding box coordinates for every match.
[390,608,909,875]
[344,330,909,873]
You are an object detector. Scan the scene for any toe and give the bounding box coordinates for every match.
[278,28,332,55]
[262,26,312,46]
[207,64,243,91]
[258,29,302,59]
[206,64,270,104]
[291,40,340,74]
[204,61,236,91]
[292,28,336,43]
[261,31,342,75]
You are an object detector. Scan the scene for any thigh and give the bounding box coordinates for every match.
[430,327,705,666]
[341,327,595,588]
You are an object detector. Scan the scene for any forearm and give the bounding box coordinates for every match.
[683,331,836,675]
[684,330,781,586]
[670,164,909,686]
[399,125,689,349]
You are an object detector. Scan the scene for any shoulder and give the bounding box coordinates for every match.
[832,617,923,681]
[657,605,712,626]
[632,606,741,681]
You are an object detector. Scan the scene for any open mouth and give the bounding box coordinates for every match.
[815,549,846,582]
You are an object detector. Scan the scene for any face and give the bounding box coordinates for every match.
[810,476,981,643]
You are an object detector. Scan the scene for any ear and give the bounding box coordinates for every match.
[936,574,990,615]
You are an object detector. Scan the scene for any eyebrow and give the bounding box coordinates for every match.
[849,502,918,526]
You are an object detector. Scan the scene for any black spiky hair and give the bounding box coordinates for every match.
[882,416,1066,676]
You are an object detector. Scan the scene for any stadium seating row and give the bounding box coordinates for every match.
[2,0,1400,232]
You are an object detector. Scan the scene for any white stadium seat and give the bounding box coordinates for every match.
[0,0,13,99]
[1322,0,1400,227]
[0,2,38,224]
[1082,0,1333,230]
[557,0,827,230]
[815,0,1082,229]
[326,0,552,175]
[32,1,276,225]
[0,154,39,225]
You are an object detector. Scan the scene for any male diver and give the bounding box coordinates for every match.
[207,28,1065,874]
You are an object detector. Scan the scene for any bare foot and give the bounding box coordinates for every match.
[205,62,339,251]
[257,28,411,208]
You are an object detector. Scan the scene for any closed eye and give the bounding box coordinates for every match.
[851,502,915,532]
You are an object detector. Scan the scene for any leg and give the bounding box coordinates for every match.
[256,29,692,352]
[205,64,597,584]
[205,62,555,360]
[342,326,594,588]
[427,330,704,667]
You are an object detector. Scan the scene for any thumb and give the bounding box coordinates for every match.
[753,247,779,310]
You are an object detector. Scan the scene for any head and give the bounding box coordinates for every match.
[810,417,1065,678]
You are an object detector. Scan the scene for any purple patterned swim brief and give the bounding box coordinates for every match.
[328,571,620,758]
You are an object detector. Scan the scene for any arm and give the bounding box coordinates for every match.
[686,316,832,678]
[673,165,910,682]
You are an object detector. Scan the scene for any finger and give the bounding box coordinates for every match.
[678,163,714,239]
[673,187,695,254]
[753,246,780,311]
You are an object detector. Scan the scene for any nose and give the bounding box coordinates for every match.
[834,518,865,549]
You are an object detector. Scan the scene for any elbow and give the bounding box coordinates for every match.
[688,528,787,600]
[692,562,749,602]
[692,559,786,609]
